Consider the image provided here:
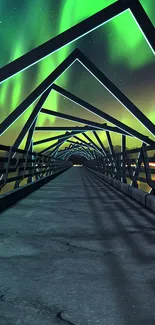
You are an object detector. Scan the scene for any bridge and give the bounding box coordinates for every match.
[0,0,155,324]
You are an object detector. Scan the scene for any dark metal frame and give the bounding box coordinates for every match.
[0,0,154,82]
[0,144,72,191]
[0,0,155,195]
[85,142,155,194]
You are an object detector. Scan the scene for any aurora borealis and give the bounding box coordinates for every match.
[0,0,155,153]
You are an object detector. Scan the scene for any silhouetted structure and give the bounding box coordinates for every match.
[0,0,155,198]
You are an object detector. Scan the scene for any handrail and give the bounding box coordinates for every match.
[0,145,72,194]
[84,143,155,195]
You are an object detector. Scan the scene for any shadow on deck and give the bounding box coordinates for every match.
[0,167,155,324]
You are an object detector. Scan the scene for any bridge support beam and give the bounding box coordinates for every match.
[121,135,127,183]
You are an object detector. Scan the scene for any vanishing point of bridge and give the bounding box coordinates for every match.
[0,0,155,324]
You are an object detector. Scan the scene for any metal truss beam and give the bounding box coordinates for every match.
[39,108,131,136]
[13,87,52,149]
[0,0,154,83]
[24,118,37,152]
[67,144,91,159]
[0,0,154,180]
[76,49,155,136]
[121,134,126,183]
[57,144,89,156]
[82,133,105,156]
[49,141,66,157]
[85,148,94,159]
[62,148,90,160]
[105,130,118,175]
[33,132,71,146]
[39,139,65,155]
[58,145,83,157]
[33,130,82,146]
[36,126,98,132]
[39,141,60,154]
[52,84,154,145]
[66,139,97,153]
[1,47,154,144]
[129,0,155,55]
[57,147,74,156]
[106,131,115,156]
[93,131,107,155]
[122,134,126,153]
[0,49,77,136]
[73,135,103,156]
[131,142,146,187]
[83,133,103,153]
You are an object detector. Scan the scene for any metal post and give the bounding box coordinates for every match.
[121,135,127,183]
[106,131,117,178]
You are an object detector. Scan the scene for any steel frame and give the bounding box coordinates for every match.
[0,0,154,83]
[39,109,132,135]
[0,0,155,194]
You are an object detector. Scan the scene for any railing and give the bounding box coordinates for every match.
[84,143,155,195]
[0,144,72,195]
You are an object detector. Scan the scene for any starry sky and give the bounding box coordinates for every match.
[0,0,155,153]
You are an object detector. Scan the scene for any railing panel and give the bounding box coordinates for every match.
[84,144,155,195]
[0,145,72,196]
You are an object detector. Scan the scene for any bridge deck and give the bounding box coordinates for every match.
[0,167,155,324]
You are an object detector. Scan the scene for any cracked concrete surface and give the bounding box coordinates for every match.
[0,167,155,324]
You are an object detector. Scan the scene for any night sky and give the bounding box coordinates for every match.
[0,0,155,153]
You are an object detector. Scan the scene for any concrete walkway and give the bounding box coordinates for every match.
[0,167,155,324]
